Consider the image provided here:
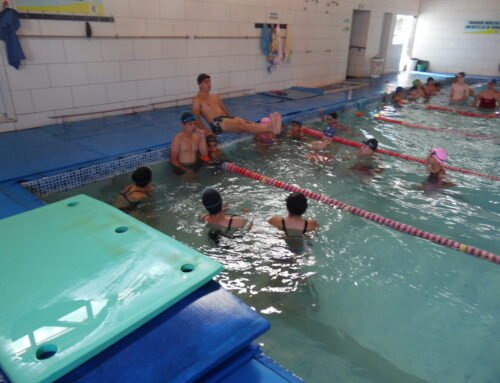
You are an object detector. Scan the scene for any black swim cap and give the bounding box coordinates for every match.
[329,112,338,119]
[132,166,152,187]
[362,138,378,151]
[206,135,218,144]
[286,192,308,216]
[181,112,196,123]
[202,188,223,215]
[197,73,211,85]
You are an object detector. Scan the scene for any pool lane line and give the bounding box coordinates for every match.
[425,104,499,119]
[375,115,499,142]
[301,127,500,182]
[222,162,500,265]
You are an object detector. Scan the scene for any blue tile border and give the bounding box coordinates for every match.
[20,96,383,199]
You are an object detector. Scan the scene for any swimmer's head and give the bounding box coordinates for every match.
[260,117,272,127]
[323,126,335,138]
[409,86,417,92]
[132,166,152,187]
[197,73,211,91]
[328,112,338,120]
[181,112,196,124]
[362,138,378,152]
[395,86,404,93]
[202,188,223,215]
[434,82,442,89]
[290,119,303,128]
[412,79,422,87]
[488,79,497,89]
[286,192,308,216]
[426,77,434,84]
[430,148,447,165]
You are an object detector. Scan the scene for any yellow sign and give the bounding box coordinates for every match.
[464,20,499,34]
[16,1,103,16]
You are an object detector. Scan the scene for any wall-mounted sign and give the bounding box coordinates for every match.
[464,20,499,34]
[16,0,103,16]
[268,11,280,21]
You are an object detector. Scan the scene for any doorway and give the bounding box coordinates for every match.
[347,10,371,77]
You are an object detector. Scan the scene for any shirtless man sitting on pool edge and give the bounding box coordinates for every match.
[192,73,281,136]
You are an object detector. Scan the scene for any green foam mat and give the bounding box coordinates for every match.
[0,195,223,383]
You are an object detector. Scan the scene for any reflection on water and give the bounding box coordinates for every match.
[44,101,500,383]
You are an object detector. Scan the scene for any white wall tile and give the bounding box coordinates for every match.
[164,76,188,96]
[107,81,138,102]
[133,40,163,60]
[49,64,88,87]
[150,59,177,78]
[130,0,160,19]
[87,62,121,84]
[72,84,108,107]
[160,0,186,19]
[101,40,135,61]
[137,79,165,99]
[120,61,151,81]
[146,20,175,36]
[14,111,54,131]
[32,87,73,112]
[63,39,102,63]
[115,18,147,37]
[7,65,50,91]
[163,40,188,59]
[20,39,65,65]
[11,90,34,114]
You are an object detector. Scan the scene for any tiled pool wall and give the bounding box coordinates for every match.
[22,95,384,199]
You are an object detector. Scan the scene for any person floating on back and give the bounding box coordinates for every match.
[200,188,250,242]
[170,112,208,175]
[114,166,153,211]
[473,79,499,111]
[268,192,319,238]
[192,73,282,136]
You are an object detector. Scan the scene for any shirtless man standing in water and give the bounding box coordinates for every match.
[170,112,208,175]
[192,73,281,136]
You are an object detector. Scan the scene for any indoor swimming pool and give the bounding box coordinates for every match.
[43,97,500,383]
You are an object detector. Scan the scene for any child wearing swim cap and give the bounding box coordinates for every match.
[424,148,454,187]
[255,116,276,144]
[288,119,305,139]
[114,166,153,211]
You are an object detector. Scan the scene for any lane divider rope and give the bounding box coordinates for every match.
[425,104,499,119]
[222,162,500,265]
[301,127,500,182]
[375,115,498,142]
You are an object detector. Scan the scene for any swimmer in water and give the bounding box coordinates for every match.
[114,166,153,211]
[321,111,351,134]
[350,138,383,174]
[255,117,276,144]
[268,192,319,240]
[288,119,305,140]
[392,86,407,105]
[200,188,251,242]
[423,147,455,189]
[473,79,499,111]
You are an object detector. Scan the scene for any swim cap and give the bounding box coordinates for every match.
[329,112,338,119]
[197,73,211,85]
[260,117,271,126]
[132,166,152,187]
[412,79,421,87]
[323,126,335,137]
[290,119,303,127]
[362,138,378,151]
[206,135,218,144]
[286,192,308,216]
[431,148,447,164]
[395,86,404,93]
[181,112,196,123]
[202,188,223,214]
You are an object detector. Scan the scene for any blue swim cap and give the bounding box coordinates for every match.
[323,126,335,137]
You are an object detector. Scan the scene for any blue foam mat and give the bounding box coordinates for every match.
[49,280,269,383]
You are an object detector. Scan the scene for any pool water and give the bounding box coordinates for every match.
[45,98,500,382]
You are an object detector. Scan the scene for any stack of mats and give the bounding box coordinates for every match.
[0,195,302,383]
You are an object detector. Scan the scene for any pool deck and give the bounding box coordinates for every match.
[0,71,496,218]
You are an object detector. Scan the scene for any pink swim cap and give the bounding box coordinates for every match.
[260,117,271,126]
[431,147,447,164]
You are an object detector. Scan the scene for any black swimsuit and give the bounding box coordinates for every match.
[120,185,148,210]
[210,115,233,135]
[202,214,236,233]
[281,218,308,237]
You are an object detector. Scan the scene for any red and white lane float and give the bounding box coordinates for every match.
[375,115,498,141]
[222,162,500,265]
[301,127,500,182]
[426,104,499,119]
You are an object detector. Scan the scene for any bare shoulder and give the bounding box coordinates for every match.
[307,219,319,231]
[268,215,281,227]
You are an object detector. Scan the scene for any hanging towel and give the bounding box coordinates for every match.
[284,24,293,61]
[274,24,283,67]
[260,22,271,57]
[0,8,25,69]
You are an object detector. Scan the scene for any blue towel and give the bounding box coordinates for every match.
[0,8,26,69]
[260,23,271,57]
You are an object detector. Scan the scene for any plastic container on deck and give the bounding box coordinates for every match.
[370,57,385,78]
[407,58,418,72]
